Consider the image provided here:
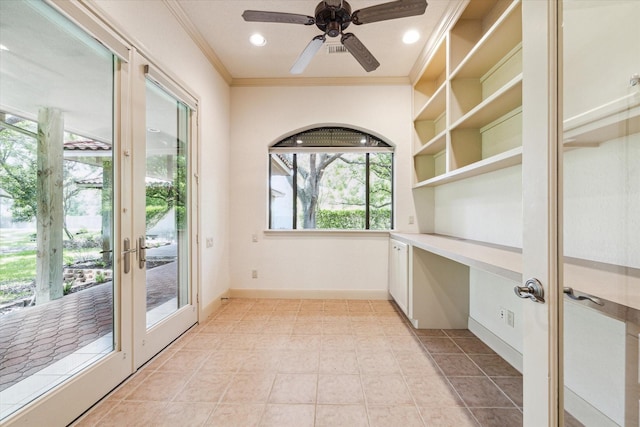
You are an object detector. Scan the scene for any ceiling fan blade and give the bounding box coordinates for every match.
[351,0,427,25]
[290,35,326,74]
[242,10,315,25]
[341,33,380,72]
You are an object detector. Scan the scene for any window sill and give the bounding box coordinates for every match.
[264,229,391,238]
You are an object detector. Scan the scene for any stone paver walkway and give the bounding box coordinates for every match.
[0,262,177,391]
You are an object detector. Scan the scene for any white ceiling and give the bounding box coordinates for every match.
[174,0,459,80]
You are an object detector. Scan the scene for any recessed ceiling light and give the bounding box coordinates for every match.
[0,44,9,51]
[402,30,420,45]
[250,33,267,47]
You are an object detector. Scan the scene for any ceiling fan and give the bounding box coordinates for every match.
[242,0,428,74]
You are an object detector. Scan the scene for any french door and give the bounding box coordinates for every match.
[130,52,198,369]
[559,1,639,426]
[1,5,198,424]
[522,1,639,426]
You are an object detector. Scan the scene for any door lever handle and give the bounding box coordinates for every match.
[563,287,604,306]
[122,238,136,274]
[514,278,545,303]
[138,236,147,269]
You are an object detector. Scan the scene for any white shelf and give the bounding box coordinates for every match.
[414,146,522,188]
[564,91,640,146]
[414,130,446,156]
[450,0,522,80]
[414,82,446,121]
[451,75,522,129]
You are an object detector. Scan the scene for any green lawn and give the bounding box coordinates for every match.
[0,229,36,249]
[1,228,102,304]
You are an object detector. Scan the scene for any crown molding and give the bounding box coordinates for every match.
[231,76,410,87]
[163,0,233,85]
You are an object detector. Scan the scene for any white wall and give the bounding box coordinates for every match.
[564,134,640,269]
[92,0,232,314]
[469,269,523,354]
[434,165,523,248]
[229,84,416,295]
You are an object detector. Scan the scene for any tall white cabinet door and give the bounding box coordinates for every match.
[388,239,408,315]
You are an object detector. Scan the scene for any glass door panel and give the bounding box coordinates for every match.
[131,57,196,368]
[561,1,640,425]
[144,81,190,328]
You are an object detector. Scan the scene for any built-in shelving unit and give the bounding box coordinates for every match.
[412,0,523,187]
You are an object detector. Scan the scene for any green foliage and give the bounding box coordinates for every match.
[95,271,105,284]
[144,153,188,230]
[146,204,169,229]
[0,121,38,222]
[63,281,73,295]
[316,209,391,230]
[0,250,36,282]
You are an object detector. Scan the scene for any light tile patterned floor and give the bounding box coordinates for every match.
[72,298,523,427]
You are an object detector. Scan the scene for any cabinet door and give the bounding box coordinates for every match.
[388,239,408,314]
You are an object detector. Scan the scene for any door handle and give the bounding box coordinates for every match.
[138,236,147,269]
[514,278,545,303]
[563,287,603,306]
[122,238,137,274]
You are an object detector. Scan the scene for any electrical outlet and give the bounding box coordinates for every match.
[206,237,214,248]
[408,216,415,224]
[507,310,515,327]
[499,307,506,322]
[251,269,258,279]
[252,234,258,242]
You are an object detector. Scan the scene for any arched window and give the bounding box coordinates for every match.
[269,126,394,230]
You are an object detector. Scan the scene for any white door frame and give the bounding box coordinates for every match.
[521,1,560,425]
[130,50,199,369]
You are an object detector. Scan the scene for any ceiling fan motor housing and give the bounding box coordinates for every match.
[315,0,352,37]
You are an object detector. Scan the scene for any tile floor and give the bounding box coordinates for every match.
[72,298,523,426]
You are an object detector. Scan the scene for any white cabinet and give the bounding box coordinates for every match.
[388,239,408,315]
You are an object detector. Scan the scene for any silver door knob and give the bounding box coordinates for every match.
[514,278,545,303]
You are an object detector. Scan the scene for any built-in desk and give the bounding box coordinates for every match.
[391,233,522,281]
[390,232,640,325]
[390,233,522,329]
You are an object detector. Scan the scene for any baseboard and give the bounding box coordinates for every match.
[200,289,231,321]
[468,316,523,374]
[564,386,619,427]
[228,288,390,301]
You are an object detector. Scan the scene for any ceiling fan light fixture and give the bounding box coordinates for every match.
[402,29,420,44]
[249,33,267,46]
[242,0,428,73]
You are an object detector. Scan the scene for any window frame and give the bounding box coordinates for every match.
[268,127,394,231]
